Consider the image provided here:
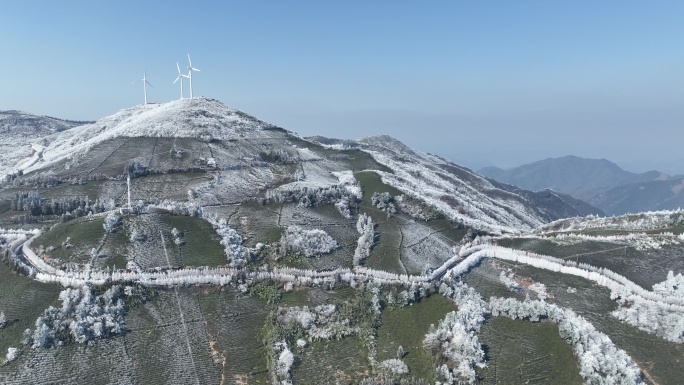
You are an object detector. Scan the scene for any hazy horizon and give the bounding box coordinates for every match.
[3,1,683,175]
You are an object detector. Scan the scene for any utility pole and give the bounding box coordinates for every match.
[127,173,132,214]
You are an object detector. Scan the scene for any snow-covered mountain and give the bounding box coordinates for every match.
[1,98,279,176]
[2,98,596,234]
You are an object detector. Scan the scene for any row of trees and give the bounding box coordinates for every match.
[12,191,116,219]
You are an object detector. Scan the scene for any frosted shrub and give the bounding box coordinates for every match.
[281,226,339,257]
[272,341,294,385]
[129,227,146,242]
[103,213,122,233]
[371,192,397,214]
[4,348,20,364]
[334,199,353,219]
[498,271,521,291]
[0,311,6,328]
[379,358,409,375]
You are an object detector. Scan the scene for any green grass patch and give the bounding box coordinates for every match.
[355,171,403,207]
[0,259,61,354]
[160,215,225,267]
[376,294,456,381]
[477,317,583,384]
[197,289,270,384]
[294,336,370,384]
[34,217,106,265]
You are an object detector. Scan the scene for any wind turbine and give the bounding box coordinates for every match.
[173,62,189,99]
[134,72,153,104]
[186,54,200,99]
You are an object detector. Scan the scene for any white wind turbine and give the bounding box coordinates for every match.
[173,62,189,99]
[186,54,200,99]
[134,72,153,104]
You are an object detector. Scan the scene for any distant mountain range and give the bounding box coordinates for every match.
[478,155,684,215]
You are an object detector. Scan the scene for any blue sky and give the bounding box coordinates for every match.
[2,1,683,173]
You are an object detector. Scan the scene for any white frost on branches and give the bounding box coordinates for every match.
[206,216,248,268]
[426,280,489,384]
[379,358,409,375]
[354,213,376,266]
[371,192,397,214]
[610,272,684,343]
[281,226,339,257]
[102,213,122,233]
[498,271,521,291]
[4,348,21,364]
[273,341,294,385]
[24,285,126,348]
[277,304,358,340]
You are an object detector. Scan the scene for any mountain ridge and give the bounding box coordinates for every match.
[1,99,599,235]
[478,155,678,215]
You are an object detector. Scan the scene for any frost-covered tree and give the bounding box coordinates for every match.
[425,280,489,384]
[0,311,6,328]
[25,285,127,348]
[354,214,376,265]
[281,226,339,257]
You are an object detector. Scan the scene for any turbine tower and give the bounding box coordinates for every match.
[134,72,153,104]
[173,62,189,99]
[186,54,200,99]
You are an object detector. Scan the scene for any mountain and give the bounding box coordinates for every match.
[1,98,593,235]
[478,155,675,215]
[591,176,684,214]
[0,99,680,384]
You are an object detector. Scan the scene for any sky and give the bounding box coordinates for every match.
[2,1,683,174]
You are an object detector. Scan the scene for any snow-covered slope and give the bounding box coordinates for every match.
[0,111,92,176]
[4,98,281,175]
[306,134,594,234]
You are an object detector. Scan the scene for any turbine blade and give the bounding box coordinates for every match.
[187,53,192,67]
[173,75,180,84]
[146,80,153,87]
[177,62,181,74]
